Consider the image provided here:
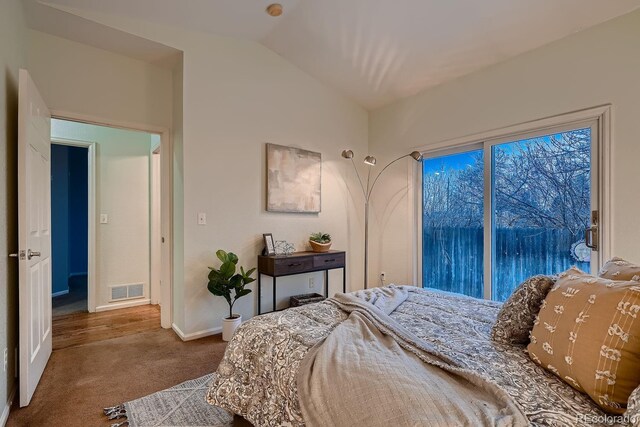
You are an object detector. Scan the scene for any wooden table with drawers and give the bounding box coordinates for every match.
[256,250,346,314]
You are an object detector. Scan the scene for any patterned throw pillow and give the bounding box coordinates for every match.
[527,267,640,414]
[625,384,640,425]
[599,257,640,282]
[491,275,556,344]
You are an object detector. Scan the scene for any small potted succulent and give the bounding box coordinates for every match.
[309,232,332,253]
[207,250,256,341]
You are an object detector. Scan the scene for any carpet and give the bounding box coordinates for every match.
[104,374,233,427]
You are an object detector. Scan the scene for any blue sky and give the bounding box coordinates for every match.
[422,128,590,175]
[423,150,481,174]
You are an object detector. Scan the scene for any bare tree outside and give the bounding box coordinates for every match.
[423,128,591,300]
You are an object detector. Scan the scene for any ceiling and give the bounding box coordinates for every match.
[25,0,640,110]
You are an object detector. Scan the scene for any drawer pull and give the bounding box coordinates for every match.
[324,259,336,263]
[288,263,302,267]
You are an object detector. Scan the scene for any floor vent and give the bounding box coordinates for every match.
[110,283,144,302]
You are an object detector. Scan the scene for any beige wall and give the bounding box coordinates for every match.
[0,0,25,414]
[369,9,640,286]
[26,30,172,130]
[50,120,153,309]
[179,36,368,335]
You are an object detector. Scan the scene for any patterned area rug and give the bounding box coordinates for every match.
[104,373,233,427]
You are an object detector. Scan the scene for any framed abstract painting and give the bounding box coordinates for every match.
[266,143,321,213]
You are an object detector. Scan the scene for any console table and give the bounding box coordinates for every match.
[257,250,346,314]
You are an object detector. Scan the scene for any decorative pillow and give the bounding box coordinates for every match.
[625,384,640,425]
[599,257,640,282]
[527,267,640,414]
[491,275,556,344]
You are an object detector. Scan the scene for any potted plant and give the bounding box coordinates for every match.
[207,250,256,341]
[309,232,332,253]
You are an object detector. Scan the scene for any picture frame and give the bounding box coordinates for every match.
[263,233,276,256]
[266,143,322,213]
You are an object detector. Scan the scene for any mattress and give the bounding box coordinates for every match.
[206,287,624,426]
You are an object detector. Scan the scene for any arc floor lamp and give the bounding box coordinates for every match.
[342,149,423,288]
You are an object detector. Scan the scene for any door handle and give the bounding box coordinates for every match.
[27,249,41,260]
[585,226,598,251]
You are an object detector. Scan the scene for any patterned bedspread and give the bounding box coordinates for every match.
[207,287,625,426]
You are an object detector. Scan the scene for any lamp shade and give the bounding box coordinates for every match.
[410,151,423,161]
[341,149,354,159]
[364,155,377,166]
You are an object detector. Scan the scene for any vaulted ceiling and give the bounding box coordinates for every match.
[25,0,640,110]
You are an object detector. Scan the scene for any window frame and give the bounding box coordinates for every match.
[414,106,611,298]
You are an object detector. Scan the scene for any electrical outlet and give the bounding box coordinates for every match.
[308,278,315,289]
[380,272,386,282]
[3,348,7,372]
[197,212,207,225]
[100,213,108,224]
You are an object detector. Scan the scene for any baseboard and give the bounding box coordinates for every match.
[95,298,151,312]
[172,323,221,342]
[51,289,69,298]
[0,385,16,427]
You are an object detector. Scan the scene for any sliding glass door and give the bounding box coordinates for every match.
[422,122,599,301]
[422,149,485,297]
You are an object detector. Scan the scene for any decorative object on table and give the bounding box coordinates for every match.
[266,143,321,213]
[263,233,276,256]
[207,250,256,341]
[309,232,332,253]
[341,149,423,288]
[274,240,295,256]
[290,293,325,307]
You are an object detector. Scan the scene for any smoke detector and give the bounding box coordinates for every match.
[266,3,283,17]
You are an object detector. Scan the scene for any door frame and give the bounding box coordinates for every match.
[50,110,173,328]
[412,104,612,292]
[51,137,97,312]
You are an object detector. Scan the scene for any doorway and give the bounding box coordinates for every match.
[51,143,89,316]
[50,118,165,321]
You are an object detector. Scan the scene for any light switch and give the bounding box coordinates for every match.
[197,212,207,225]
[100,214,108,224]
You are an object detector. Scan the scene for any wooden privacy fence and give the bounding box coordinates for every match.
[422,226,589,301]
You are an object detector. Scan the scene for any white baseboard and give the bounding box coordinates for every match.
[95,298,151,312]
[0,385,16,427]
[51,289,69,298]
[172,323,221,341]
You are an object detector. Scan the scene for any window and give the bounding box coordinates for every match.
[422,123,598,301]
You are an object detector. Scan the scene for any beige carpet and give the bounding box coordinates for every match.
[7,328,228,426]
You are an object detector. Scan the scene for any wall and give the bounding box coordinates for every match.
[51,120,153,309]
[26,30,172,130]
[46,10,370,337]
[368,9,640,286]
[178,36,368,335]
[0,0,25,415]
[68,146,88,276]
[51,145,70,294]
[51,145,89,295]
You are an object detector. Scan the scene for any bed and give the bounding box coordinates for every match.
[206,286,626,426]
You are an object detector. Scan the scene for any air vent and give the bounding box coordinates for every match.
[110,283,145,302]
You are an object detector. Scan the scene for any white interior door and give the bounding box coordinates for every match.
[18,69,52,407]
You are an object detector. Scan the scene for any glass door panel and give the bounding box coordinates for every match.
[422,150,484,298]
[491,128,592,301]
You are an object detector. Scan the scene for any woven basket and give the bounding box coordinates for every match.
[309,240,332,252]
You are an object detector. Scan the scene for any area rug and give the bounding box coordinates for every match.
[104,373,233,427]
